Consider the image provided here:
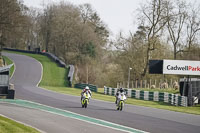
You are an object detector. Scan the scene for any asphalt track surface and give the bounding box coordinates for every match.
[1,52,200,133]
[0,103,125,133]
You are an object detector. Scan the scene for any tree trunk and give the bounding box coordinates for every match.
[86,65,89,84]
[174,44,176,59]
[142,47,150,77]
[45,31,50,52]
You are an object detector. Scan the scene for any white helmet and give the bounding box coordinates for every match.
[85,86,89,90]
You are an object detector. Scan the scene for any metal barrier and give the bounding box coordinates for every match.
[4,48,66,68]
[74,83,98,92]
[0,64,15,99]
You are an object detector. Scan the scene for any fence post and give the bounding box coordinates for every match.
[170,79,173,88]
[150,79,152,88]
[159,79,162,89]
[135,80,138,88]
[132,81,134,89]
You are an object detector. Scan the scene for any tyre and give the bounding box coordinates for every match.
[81,100,84,108]
[120,102,123,111]
[85,100,88,108]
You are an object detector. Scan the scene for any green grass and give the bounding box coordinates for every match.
[3,56,14,77]
[0,115,39,133]
[4,50,200,115]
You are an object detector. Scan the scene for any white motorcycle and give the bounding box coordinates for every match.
[116,93,126,111]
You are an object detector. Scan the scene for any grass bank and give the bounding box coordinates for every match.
[0,115,39,133]
[4,50,200,115]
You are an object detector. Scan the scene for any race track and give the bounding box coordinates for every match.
[1,52,200,133]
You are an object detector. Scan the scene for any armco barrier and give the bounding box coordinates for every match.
[44,52,66,68]
[74,83,97,92]
[104,86,187,107]
[4,48,66,67]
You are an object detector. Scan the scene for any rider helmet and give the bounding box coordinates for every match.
[85,86,89,90]
[119,88,123,93]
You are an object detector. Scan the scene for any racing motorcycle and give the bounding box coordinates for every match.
[81,91,91,108]
[116,93,126,111]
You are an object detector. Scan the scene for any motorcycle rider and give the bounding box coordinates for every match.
[81,86,92,101]
[115,88,125,104]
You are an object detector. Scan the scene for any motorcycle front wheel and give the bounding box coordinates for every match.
[84,100,88,108]
[81,99,84,108]
[120,101,123,111]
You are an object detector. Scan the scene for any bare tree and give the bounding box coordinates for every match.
[166,0,187,59]
[79,3,93,24]
[186,3,200,51]
[139,0,168,77]
[79,3,109,45]
[40,4,54,52]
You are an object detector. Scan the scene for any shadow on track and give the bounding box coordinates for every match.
[65,106,83,109]
[92,108,117,111]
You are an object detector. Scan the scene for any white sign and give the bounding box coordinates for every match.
[163,60,200,75]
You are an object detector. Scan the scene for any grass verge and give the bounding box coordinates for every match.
[0,115,39,133]
[4,50,200,115]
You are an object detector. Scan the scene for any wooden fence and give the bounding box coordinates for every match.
[117,79,179,89]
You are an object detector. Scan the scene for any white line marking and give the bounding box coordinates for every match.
[36,60,43,87]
